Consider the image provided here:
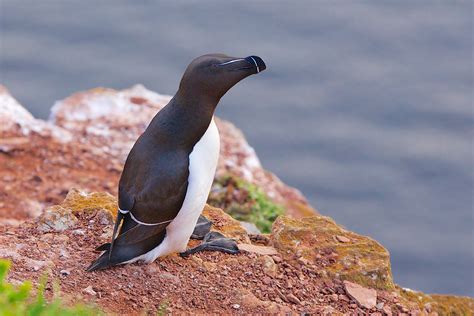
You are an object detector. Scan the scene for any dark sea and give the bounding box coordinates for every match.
[1,1,472,296]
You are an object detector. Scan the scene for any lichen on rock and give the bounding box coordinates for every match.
[271,215,394,290]
[60,188,117,218]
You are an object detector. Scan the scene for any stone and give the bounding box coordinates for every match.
[72,229,85,236]
[336,235,351,243]
[262,276,272,285]
[61,189,117,216]
[258,255,278,277]
[383,305,392,315]
[202,204,250,243]
[239,221,261,234]
[343,280,377,309]
[159,272,180,284]
[237,244,279,256]
[36,205,78,232]
[95,208,114,225]
[237,289,280,313]
[286,293,301,305]
[337,294,349,302]
[83,285,97,296]
[271,215,394,290]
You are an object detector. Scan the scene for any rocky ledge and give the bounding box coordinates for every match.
[1,189,472,315]
[0,85,472,314]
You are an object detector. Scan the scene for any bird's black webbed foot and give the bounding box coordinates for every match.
[180,231,240,257]
[190,215,212,240]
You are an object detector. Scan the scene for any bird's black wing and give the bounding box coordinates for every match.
[87,132,191,271]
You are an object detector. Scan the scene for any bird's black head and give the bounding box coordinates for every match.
[177,53,266,104]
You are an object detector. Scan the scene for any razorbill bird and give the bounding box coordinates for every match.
[87,54,266,271]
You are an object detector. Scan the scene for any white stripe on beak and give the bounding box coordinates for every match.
[248,56,260,73]
[217,58,245,66]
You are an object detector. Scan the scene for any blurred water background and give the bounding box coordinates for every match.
[1,1,472,295]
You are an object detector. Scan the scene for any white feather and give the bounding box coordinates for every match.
[124,118,220,263]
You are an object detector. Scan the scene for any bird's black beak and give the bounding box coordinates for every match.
[244,56,266,73]
[216,55,266,74]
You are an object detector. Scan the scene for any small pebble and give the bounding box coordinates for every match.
[232,304,240,309]
[83,285,97,296]
[336,235,351,243]
[330,293,339,302]
[72,229,85,236]
[286,293,301,305]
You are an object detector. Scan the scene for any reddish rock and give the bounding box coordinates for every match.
[335,235,351,243]
[343,280,377,309]
[286,293,302,305]
[237,244,279,256]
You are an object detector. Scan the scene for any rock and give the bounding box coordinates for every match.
[159,272,180,284]
[330,293,339,302]
[61,189,117,217]
[237,289,280,313]
[95,208,114,225]
[231,304,240,309]
[383,305,393,315]
[239,221,261,234]
[343,280,377,309]
[321,306,338,315]
[36,205,78,232]
[335,235,351,243]
[83,285,97,296]
[262,276,272,285]
[60,269,71,276]
[286,293,301,305]
[271,215,394,290]
[0,85,72,142]
[258,255,278,277]
[376,302,384,310]
[339,294,350,302]
[237,244,279,256]
[72,229,85,236]
[202,204,250,243]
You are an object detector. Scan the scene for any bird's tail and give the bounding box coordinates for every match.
[86,218,167,272]
[86,251,112,271]
[86,210,126,271]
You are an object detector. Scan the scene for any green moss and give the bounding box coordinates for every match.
[208,175,284,233]
[0,259,101,316]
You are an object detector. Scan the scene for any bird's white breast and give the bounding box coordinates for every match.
[135,118,220,263]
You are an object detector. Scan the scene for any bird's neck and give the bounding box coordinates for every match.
[172,91,218,127]
[146,94,217,148]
